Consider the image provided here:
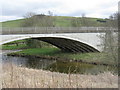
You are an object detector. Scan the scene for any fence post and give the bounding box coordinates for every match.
[9,28,10,34]
[34,27,36,34]
[22,27,23,33]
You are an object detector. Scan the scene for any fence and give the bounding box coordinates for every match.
[1,27,118,34]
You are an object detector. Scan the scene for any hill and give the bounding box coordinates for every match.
[1,16,107,27]
[2,19,25,27]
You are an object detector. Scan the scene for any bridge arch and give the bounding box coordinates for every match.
[2,35,100,53]
[33,37,99,53]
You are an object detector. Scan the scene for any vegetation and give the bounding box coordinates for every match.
[2,15,107,27]
[2,12,118,66]
[98,12,118,66]
[45,60,117,74]
[2,19,25,27]
[2,44,27,50]
[21,12,55,27]
[2,63,118,88]
[25,39,53,48]
[1,12,118,88]
[12,47,60,55]
[8,47,117,65]
[2,39,54,50]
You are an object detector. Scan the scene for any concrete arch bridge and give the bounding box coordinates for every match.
[1,27,117,53]
[1,33,102,53]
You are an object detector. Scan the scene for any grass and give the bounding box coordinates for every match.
[15,47,61,55]
[2,19,25,27]
[3,39,26,45]
[2,16,106,27]
[8,47,117,65]
[2,44,27,50]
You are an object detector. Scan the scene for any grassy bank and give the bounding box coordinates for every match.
[7,47,117,65]
[2,44,28,50]
[1,39,27,50]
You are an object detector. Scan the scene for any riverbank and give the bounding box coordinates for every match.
[7,47,117,66]
[1,44,28,50]
[2,63,118,88]
[1,50,22,54]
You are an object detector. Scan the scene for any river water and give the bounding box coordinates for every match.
[1,50,118,75]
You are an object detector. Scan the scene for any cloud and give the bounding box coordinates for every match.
[1,0,63,17]
[1,16,23,22]
[1,0,119,21]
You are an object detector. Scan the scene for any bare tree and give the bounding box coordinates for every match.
[21,12,37,27]
[81,13,89,26]
[80,13,93,27]
[99,12,118,65]
[106,12,118,28]
[22,11,55,27]
[71,17,81,27]
[48,11,53,16]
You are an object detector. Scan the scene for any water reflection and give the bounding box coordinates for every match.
[26,56,56,69]
[44,61,117,75]
[2,54,28,67]
[2,54,117,75]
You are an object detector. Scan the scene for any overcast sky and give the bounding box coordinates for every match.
[1,0,119,22]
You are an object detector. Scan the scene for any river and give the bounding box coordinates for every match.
[1,50,118,75]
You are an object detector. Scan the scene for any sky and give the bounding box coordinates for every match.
[0,0,119,22]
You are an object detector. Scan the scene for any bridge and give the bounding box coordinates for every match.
[1,27,118,53]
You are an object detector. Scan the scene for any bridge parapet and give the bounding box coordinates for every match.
[1,27,118,34]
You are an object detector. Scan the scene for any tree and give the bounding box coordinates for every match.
[99,12,118,65]
[48,11,53,16]
[71,17,81,27]
[80,13,91,27]
[106,12,118,27]
[21,12,37,27]
[22,12,55,27]
[81,13,89,26]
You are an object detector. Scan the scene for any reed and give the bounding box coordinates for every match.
[2,63,118,88]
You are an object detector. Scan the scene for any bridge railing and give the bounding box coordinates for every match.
[1,27,118,34]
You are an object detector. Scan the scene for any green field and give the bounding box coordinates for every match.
[2,16,107,27]
[2,19,25,27]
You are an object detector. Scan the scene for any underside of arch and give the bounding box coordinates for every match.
[33,37,99,53]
